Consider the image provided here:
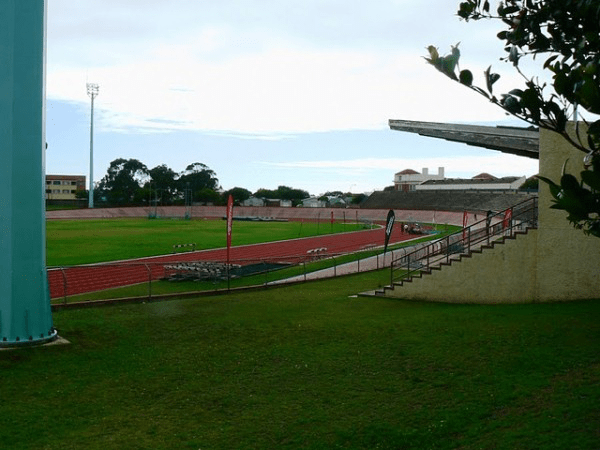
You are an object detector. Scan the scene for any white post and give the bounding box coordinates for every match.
[87,83,99,208]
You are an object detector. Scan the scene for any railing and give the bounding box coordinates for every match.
[389,197,538,285]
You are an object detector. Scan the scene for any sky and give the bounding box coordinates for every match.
[45,0,540,196]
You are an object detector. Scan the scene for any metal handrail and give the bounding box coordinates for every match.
[390,197,538,285]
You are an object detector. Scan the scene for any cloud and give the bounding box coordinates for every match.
[47,0,519,136]
[261,155,539,178]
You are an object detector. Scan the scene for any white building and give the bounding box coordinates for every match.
[302,197,327,208]
[241,197,265,207]
[416,173,526,191]
[394,167,445,192]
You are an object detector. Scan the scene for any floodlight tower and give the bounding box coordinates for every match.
[87,83,99,208]
[0,0,57,347]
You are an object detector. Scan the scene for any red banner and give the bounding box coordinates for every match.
[503,208,513,229]
[462,210,468,240]
[226,194,233,263]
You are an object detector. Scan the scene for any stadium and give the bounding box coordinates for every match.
[2,3,599,449]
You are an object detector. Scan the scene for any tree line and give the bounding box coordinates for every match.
[83,158,312,207]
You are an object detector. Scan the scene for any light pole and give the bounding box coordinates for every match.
[87,83,99,208]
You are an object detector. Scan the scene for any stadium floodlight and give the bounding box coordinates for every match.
[87,83,99,208]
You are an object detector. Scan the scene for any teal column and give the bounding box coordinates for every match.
[0,0,56,347]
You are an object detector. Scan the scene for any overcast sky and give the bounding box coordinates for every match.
[45,0,539,195]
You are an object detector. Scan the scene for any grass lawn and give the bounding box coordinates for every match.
[46,218,376,266]
[2,274,599,449]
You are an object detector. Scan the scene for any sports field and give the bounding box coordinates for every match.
[46,217,450,301]
[46,218,376,266]
[3,213,595,448]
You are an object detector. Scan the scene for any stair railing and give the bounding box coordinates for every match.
[390,197,538,285]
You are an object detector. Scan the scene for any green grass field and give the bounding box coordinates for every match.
[46,218,376,266]
[2,274,599,449]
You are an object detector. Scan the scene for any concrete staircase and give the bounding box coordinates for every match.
[359,226,537,303]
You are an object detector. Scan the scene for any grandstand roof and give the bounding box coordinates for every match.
[472,172,497,180]
[388,119,539,159]
[421,176,521,186]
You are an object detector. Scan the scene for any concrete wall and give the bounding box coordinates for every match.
[384,125,600,303]
[535,125,600,300]
[385,230,539,303]
[46,205,476,226]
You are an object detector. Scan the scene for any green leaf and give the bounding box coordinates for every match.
[502,95,521,114]
[484,66,500,94]
[543,54,559,69]
[508,46,519,66]
[459,69,473,86]
[426,45,439,62]
[500,5,521,15]
[508,88,524,97]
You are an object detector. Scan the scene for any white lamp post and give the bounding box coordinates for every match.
[87,83,99,208]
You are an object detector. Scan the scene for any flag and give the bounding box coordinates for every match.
[462,210,468,240]
[384,209,395,254]
[226,194,233,263]
[503,208,513,229]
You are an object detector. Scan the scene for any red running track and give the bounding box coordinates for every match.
[48,226,418,298]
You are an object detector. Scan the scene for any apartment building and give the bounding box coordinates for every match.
[45,175,86,200]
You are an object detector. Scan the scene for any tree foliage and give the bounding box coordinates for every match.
[426,0,600,236]
[254,185,310,206]
[97,158,149,205]
[223,187,252,204]
[178,162,220,202]
[148,164,179,204]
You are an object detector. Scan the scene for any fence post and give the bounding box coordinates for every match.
[446,235,450,264]
[468,227,471,254]
[303,261,306,282]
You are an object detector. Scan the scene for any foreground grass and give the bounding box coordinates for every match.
[3,275,599,449]
[46,218,374,266]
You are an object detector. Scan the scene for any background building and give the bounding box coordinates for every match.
[394,167,445,191]
[416,174,526,192]
[45,175,85,200]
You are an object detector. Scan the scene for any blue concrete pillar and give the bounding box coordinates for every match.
[0,0,56,347]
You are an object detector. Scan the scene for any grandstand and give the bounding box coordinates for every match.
[367,121,600,303]
[361,190,536,213]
